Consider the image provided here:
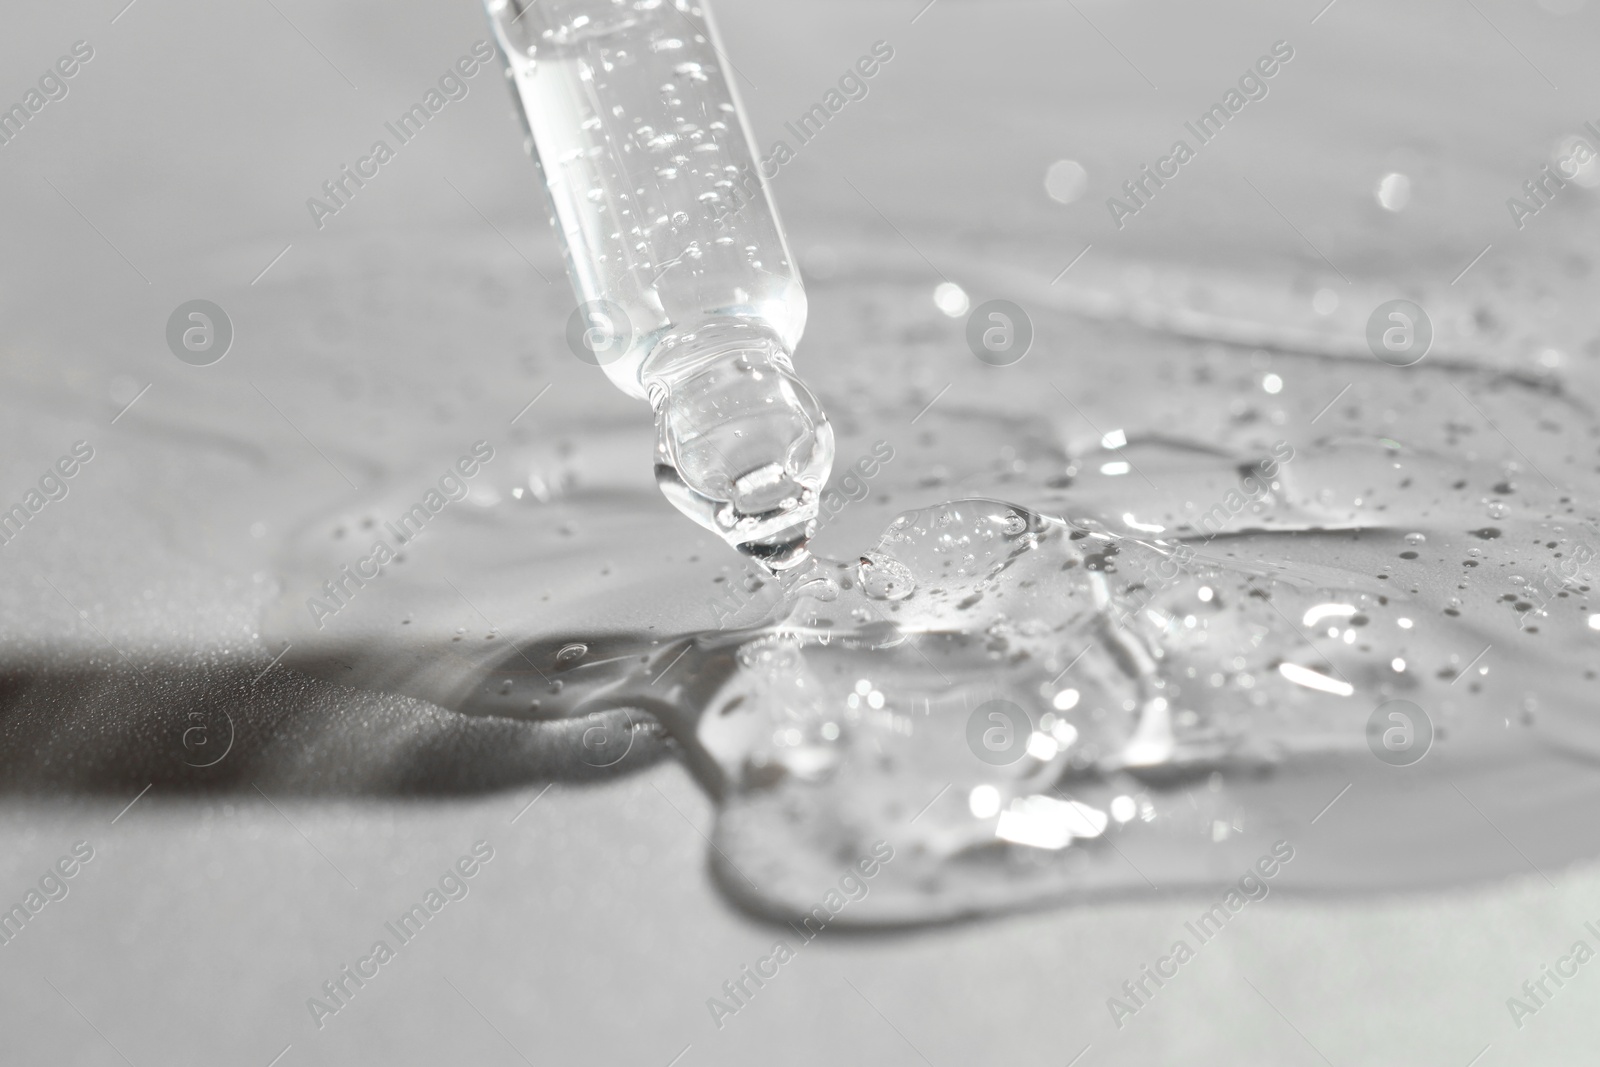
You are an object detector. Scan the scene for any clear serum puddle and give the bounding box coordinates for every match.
[263,416,1600,924]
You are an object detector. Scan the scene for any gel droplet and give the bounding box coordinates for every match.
[858,554,915,600]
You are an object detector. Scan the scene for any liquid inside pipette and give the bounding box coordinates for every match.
[484,0,834,571]
[652,342,832,572]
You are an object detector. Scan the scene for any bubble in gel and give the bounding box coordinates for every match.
[857,553,915,600]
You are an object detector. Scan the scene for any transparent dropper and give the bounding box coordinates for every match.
[483,0,834,572]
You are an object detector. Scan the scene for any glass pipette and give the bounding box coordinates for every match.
[483,0,834,572]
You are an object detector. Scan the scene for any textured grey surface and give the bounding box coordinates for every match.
[2,0,1599,1064]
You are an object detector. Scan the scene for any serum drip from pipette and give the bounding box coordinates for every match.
[484,0,834,573]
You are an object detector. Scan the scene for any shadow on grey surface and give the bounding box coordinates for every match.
[0,658,670,797]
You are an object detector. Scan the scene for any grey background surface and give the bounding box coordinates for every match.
[1,1,1598,1064]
